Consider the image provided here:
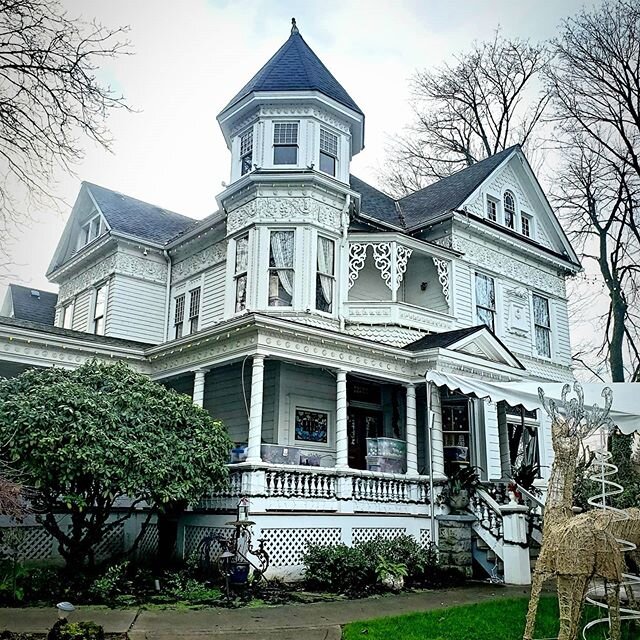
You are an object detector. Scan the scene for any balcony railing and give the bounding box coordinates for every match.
[345,301,454,333]
[197,463,433,514]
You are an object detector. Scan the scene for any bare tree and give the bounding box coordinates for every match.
[554,141,640,382]
[381,31,549,196]
[549,0,640,184]
[0,0,129,264]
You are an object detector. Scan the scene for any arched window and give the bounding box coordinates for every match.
[503,191,516,229]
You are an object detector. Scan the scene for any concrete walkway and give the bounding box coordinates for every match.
[0,583,532,639]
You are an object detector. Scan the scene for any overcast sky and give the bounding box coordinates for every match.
[2,0,590,292]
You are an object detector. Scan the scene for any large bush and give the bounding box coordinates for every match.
[0,361,231,571]
[303,535,457,596]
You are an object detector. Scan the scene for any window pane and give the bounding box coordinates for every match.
[504,192,515,229]
[273,122,298,144]
[269,271,293,306]
[475,274,495,309]
[533,295,550,327]
[235,275,247,312]
[240,129,253,156]
[94,316,105,336]
[235,236,249,273]
[270,231,295,268]
[174,294,185,323]
[189,288,200,318]
[319,151,336,176]
[535,326,551,357]
[487,199,497,221]
[521,215,531,237]
[317,236,334,275]
[477,307,495,331]
[94,287,105,318]
[241,154,252,175]
[320,129,338,156]
[316,275,333,312]
[274,145,298,165]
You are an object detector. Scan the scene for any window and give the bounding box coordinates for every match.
[521,214,531,238]
[80,216,102,248]
[319,128,338,176]
[503,191,516,229]
[316,236,335,313]
[475,273,496,331]
[93,286,106,335]
[486,197,497,222]
[188,287,201,333]
[174,293,185,339]
[240,129,253,176]
[61,303,73,329]
[269,230,295,306]
[533,294,551,358]
[500,402,540,477]
[234,234,249,312]
[273,122,298,165]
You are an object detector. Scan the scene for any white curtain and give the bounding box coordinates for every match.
[317,236,334,304]
[270,231,295,296]
[235,236,249,273]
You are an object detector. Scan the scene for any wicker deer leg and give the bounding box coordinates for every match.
[523,571,548,640]
[557,575,576,640]
[606,579,622,640]
[567,575,588,640]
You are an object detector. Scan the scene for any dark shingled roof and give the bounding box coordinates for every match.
[403,326,485,352]
[0,315,152,349]
[8,284,58,325]
[349,175,400,227]
[85,182,196,245]
[398,145,519,229]
[222,31,362,115]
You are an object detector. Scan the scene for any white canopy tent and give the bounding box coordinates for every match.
[426,371,640,434]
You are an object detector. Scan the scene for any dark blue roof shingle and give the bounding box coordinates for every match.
[85,183,196,245]
[349,175,401,227]
[223,32,362,115]
[8,284,58,325]
[397,146,518,229]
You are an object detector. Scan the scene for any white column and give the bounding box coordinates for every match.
[428,382,445,477]
[405,383,418,476]
[246,355,265,464]
[335,369,348,469]
[192,369,209,408]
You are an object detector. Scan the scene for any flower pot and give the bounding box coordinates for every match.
[447,489,470,513]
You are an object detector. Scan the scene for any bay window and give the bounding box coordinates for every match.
[316,236,335,313]
[234,234,249,312]
[475,273,496,331]
[269,230,295,306]
[533,294,551,358]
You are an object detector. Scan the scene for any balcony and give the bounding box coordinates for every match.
[345,300,455,333]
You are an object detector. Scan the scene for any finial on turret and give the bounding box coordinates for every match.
[291,18,299,35]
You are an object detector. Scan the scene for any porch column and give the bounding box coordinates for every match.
[405,383,418,476]
[428,382,445,477]
[335,369,348,469]
[246,355,265,464]
[192,368,209,408]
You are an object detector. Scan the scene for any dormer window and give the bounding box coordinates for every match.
[240,129,253,175]
[503,191,516,229]
[80,215,102,248]
[273,122,298,165]
[319,128,338,177]
[486,197,498,222]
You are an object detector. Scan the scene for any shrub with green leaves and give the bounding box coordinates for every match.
[303,535,445,595]
[0,360,231,571]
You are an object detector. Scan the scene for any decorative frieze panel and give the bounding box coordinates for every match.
[226,197,340,234]
[454,236,565,298]
[58,252,167,302]
[348,243,413,292]
[506,287,529,337]
[172,241,227,283]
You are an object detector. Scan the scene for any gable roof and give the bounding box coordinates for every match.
[222,30,362,116]
[6,284,58,325]
[85,182,196,245]
[403,326,485,351]
[397,146,519,229]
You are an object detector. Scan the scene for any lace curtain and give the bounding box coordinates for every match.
[317,236,334,305]
[270,231,295,296]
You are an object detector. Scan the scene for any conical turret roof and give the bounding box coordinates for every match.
[221,25,362,116]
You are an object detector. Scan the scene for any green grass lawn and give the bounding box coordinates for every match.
[342,596,635,640]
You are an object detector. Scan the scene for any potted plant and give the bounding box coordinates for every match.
[509,460,543,503]
[375,555,408,591]
[442,465,482,513]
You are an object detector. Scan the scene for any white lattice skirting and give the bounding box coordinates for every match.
[261,527,342,567]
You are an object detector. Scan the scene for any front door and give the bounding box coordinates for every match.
[347,408,383,470]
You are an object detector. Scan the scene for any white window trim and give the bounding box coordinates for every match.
[287,394,335,453]
[486,195,499,222]
[319,127,339,177]
[521,212,534,239]
[502,190,518,231]
[473,271,497,333]
[272,120,300,166]
[315,233,336,316]
[78,214,103,250]
[60,301,74,330]
[267,228,296,309]
[530,292,553,360]
[239,126,254,176]
[91,281,108,335]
